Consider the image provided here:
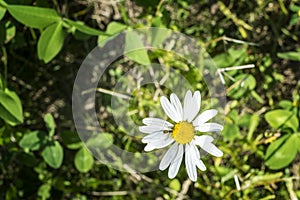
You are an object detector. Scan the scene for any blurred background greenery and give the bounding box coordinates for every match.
[0,0,300,199]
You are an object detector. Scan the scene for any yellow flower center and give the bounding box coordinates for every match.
[171,121,195,144]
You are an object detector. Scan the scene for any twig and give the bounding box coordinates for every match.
[176,179,192,200]
[234,174,241,191]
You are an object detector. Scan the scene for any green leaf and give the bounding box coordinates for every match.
[228,74,256,99]
[265,109,299,132]
[290,4,300,12]
[41,141,63,169]
[169,179,181,192]
[247,113,259,141]
[223,123,240,141]
[98,21,127,46]
[19,130,47,150]
[44,113,55,137]
[74,146,94,173]
[0,89,23,125]
[278,100,293,110]
[265,134,298,170]
[38,21,66,63]
[38,183,51,200]
[124,31,151,65]
[7,5,60,29]
[278,51,300,61]
[65,19,106,36]
[150,28,171,47]
[213,47,247,68]
[61,131,82,149]
[251,90,264,103]
[0,6,6,21]
[86,133,114,149]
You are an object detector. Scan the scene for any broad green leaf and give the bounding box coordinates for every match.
[74,146,94,173]
[19,130,47,150]
[61,131,82,149]
[265,109,298,132]
[290,4,300,12]
[278,100,293,110]
[38,21,66,63]
[41,141,63,169]
[278,51,300,61]
[7,5,60,29]
[0,6,6,21]
[65,19,106,36]
[106,22,127,34]
[98,21,127,46]
[44,113,55,137]
[265,134,298,169]
[150,28,171,47]
[0,89,23,125]
[125,31,151,65]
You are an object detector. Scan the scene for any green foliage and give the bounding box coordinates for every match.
[0,89,23,125]
[37,21,66,63]
[44,113,55,137]
[265,109,299,132]
[265,133,300,169]
[74,146,94,173]
[98,21,127,46]
[19,130,47,150]
[7,5,60,29]
[278,50,300,61]
[124,31,151,65]
[41,141,63,169]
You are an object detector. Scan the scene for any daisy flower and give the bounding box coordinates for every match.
[140,90,223,181]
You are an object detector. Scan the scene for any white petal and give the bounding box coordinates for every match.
[168,144,183,179]
[183,91,201,122]
[141,131,166,143]
[139,125,165,134]
[196,123,223,132]
[170,94,183,120]
[190,144,206,171]
[185,144,197,182]
[144,143,156,151]
[142,118,173,128]
[195,157,206,171]
[159,143,179,170]
[144,136,174,152]
[193,109,218,126]
[194,91,201,108]
[194,135,223,157]
[160,96,181,122]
